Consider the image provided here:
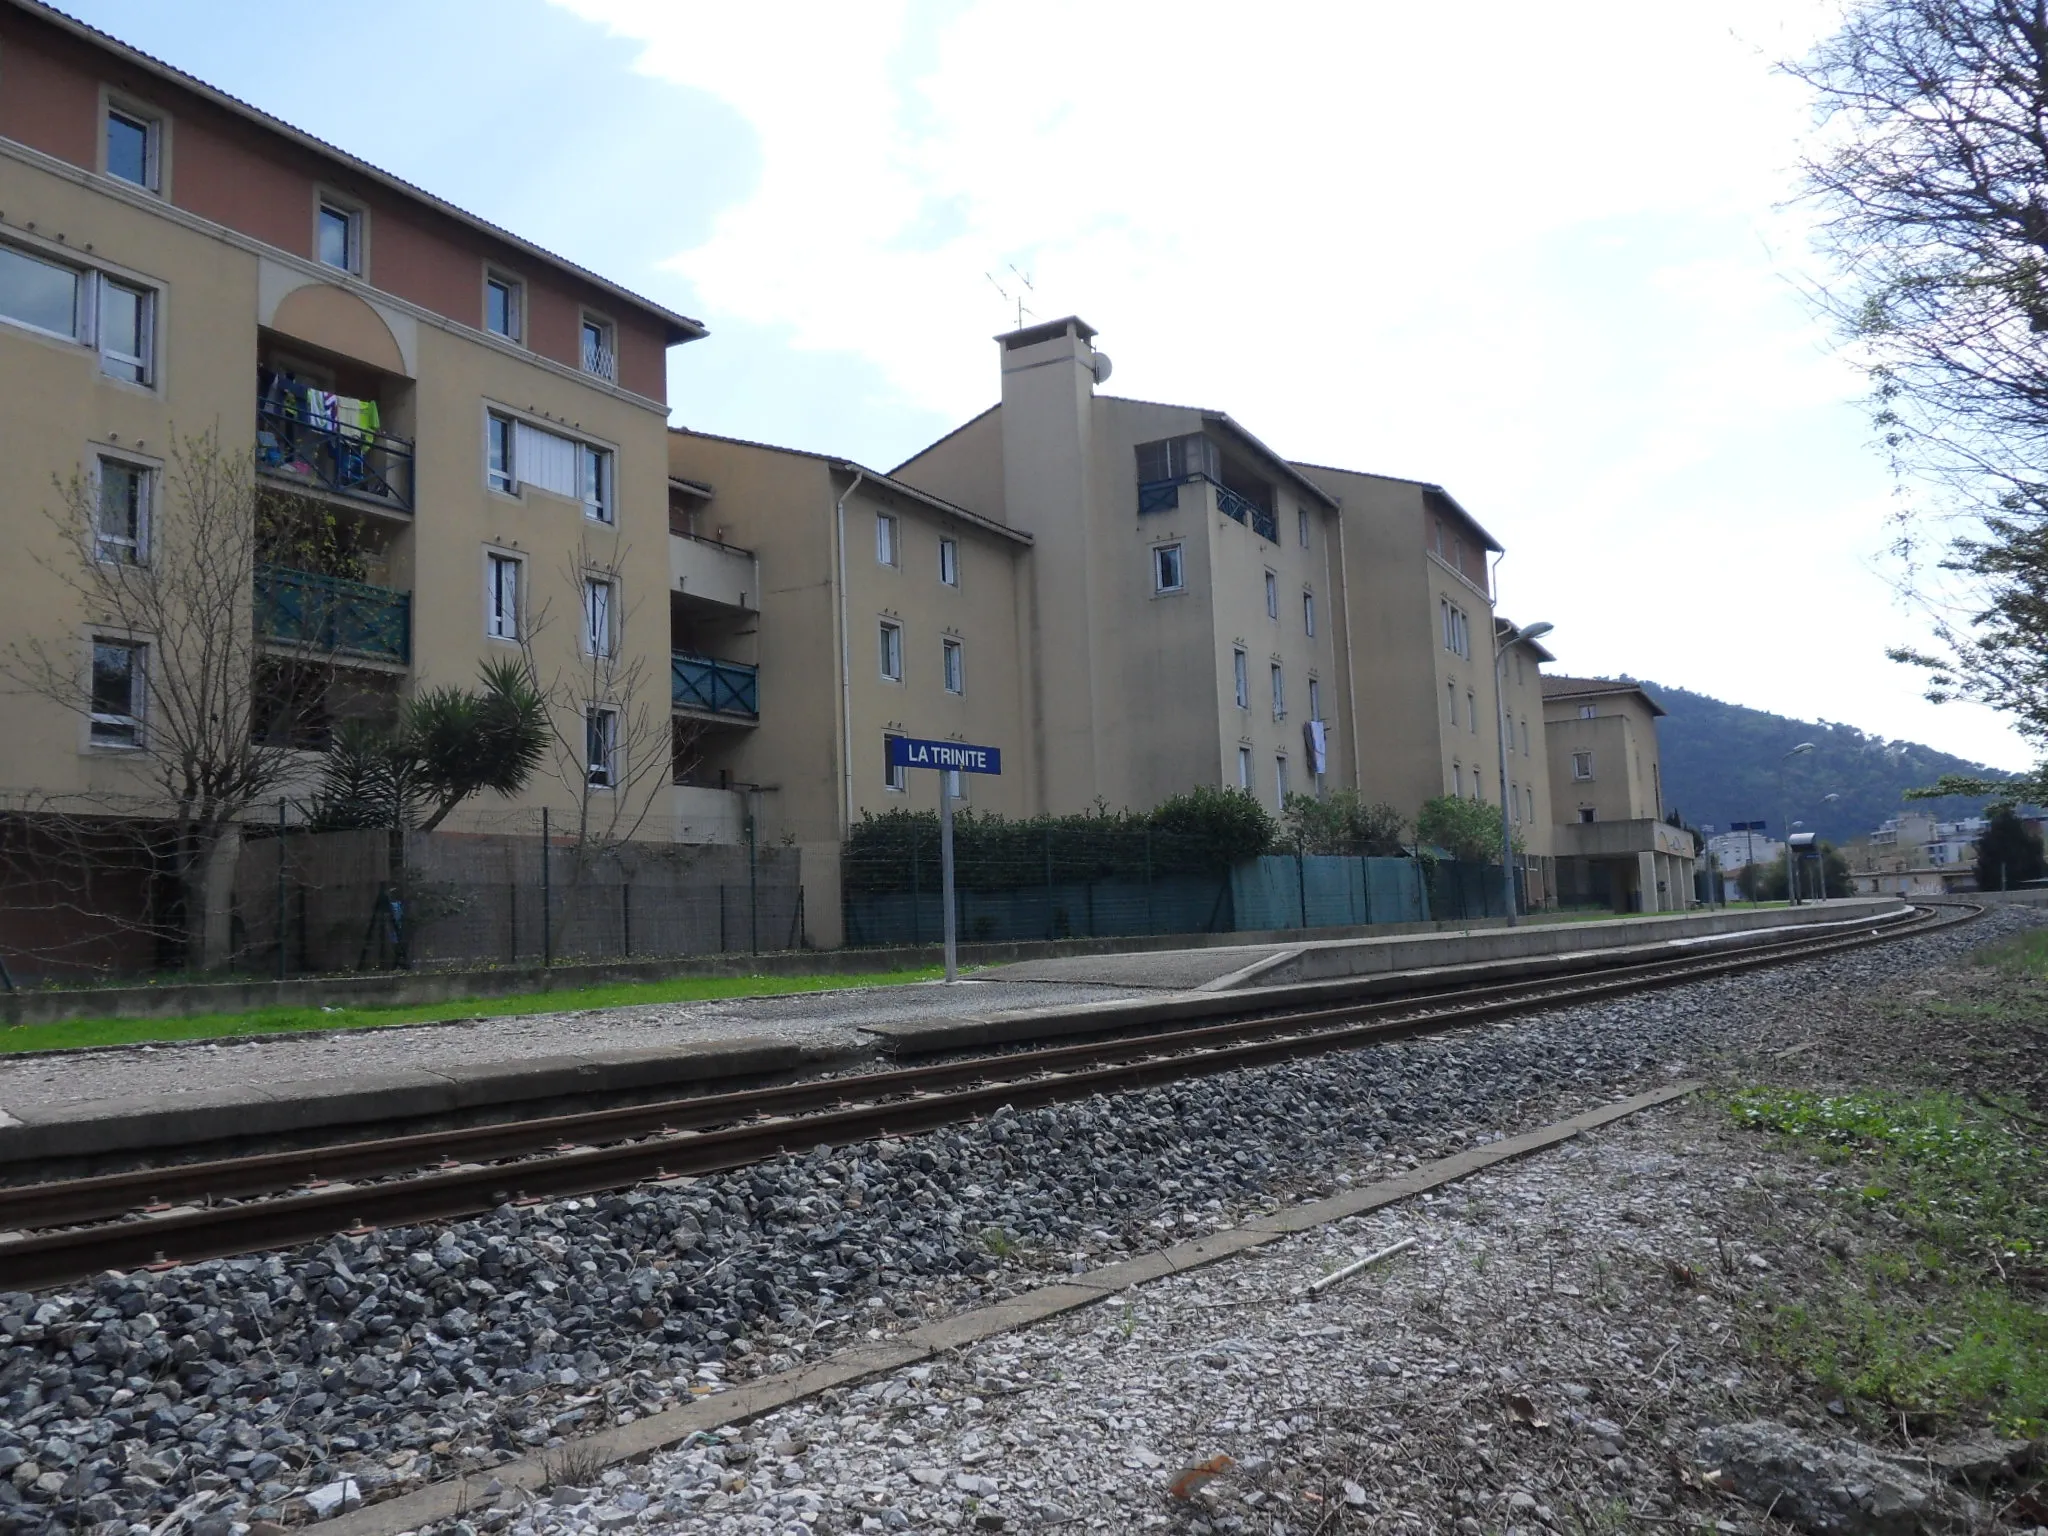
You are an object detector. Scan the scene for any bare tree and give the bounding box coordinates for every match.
[1790,0,2048,775]
[0,430,359,970]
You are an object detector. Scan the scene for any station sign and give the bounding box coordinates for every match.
[888,737,1002,775]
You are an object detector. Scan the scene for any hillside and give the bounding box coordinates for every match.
[1631,680,2014,844]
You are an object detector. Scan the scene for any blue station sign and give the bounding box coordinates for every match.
[888,737,1002,775]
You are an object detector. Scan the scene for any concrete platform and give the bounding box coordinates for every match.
[0,900,1910,1169]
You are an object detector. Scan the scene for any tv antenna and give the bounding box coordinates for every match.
[985,264,1036,329]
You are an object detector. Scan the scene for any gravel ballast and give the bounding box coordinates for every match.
[0,908,2030,1534]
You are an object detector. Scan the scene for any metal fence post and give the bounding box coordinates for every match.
[748,810,759,955]
[910,828,921,947]
[1144,828,1154,935]
[622,881,632,957]
[540,806,552,969]
[275,798,288,982]
[1044,827,1055,940]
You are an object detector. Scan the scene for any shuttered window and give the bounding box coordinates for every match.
[514,421,578,498]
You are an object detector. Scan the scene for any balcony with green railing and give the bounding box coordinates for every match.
[255,565,411,665]
[672,652,759,720]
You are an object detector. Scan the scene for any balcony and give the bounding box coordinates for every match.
[256,398,414,514]
[1136,474,1277,542]
[670,529,758,613]
[255,565,411,665]
[672,652,759,720]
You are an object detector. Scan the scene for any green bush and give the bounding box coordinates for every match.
[1282,790,1408,855]
[1417,794,1515,863]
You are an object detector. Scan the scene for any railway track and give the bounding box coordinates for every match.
[0,902,1975,1291]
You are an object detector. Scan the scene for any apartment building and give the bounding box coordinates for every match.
[1543,676,1694,910]
[664,430,1036,942]
[1495,616,1557,905]
[893,316,1349,818]
[1847,812,1987,896]
[0,1,702,956]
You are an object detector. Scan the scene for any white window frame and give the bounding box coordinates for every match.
[486,411,517,494]
[580,312,617,381]
[485,551,523,641]
[1271,663,1285,721]
[1232,647,1249,709]
[884,734,907,793]
[484,270,523,342]
[1468,690,1477,735]
[580,443,613,523]
[103,100,164,194]
[0,241,86,344]
[96,274,153,384]
[93,454,152,565]
[1264,569,1278,619]
[876,513,898,567]
[315,194,364,275]
[582,575,617,658]
[1579,703,1597,719]
[1522,717,1531,757]
[938,537,959,587]
[1302,589,1315,637]
[878,619,903,682]
[941,636,964,695]
[585,705,619,791]
[1153,542,1185,594]
[88,637,145,749]
[1572,750,1595,781]
[1237,745,1252,790]
[1308,677,1321,722]
[1297,506,1310,548]
[1274,754,1289,810]
[1447,681,1458,727]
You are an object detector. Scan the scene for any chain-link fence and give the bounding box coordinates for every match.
[0,806,802,985]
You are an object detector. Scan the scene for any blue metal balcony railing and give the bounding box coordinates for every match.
[672,652,759,719]
[255,565,412,664]
[1141,474,1278,543]
[1137,479,1181,514]
[256,400,415,513]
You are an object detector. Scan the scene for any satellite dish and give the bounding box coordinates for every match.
[1090,351,1113,385]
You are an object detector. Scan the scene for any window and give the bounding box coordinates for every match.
[1264,570,1278,619]
[90,639,143,747]
[1503,715,1513,752]
[1237,745,1252,789]
[1525,786,1535,823]
[1153,542,1184,593]
[876,513,897,567]
[485,273,522,341]
[580,444,612,523]
[486,413,515,493]
[317,199,360,273]
[1467,690,1477,734]
[1473,776,1484,802]
[1511,783,1521,825]
[0,244,81,338]
[1579,704,1597,719]
[583,576,615,658]
[1579,806,1597,823]
[1232,648,1249,709]
[1521,717,1531,757]
[1572,750,1594,781]
[585,706,618,790]
[581,315,616,381]
[1275,755,1289,809]
[106,107,159,191]
[938,537,958,587]
[1308,678,1321,721]
[1447,681,1458,727]
[95,458,150,564]
[98,278,151,383]
[485,553,521,640]
[883,734,907,792]
[1297,506,1310,548]
[1302,590,1315,637]
[1440,598,1470,658]
[942,636,964,694]
[1453,763,1463,796]
[1271,663,1285,720]
[878,620,903,681]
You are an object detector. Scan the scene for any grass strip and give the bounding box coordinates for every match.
[0,967,948,1056]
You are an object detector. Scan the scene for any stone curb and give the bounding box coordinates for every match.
[314,1078,1703,1536]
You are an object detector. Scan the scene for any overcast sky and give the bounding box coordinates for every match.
[71,0,2034,771]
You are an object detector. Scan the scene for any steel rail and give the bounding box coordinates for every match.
[0,903,1973,1290]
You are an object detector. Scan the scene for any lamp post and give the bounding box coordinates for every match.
[1779,742,1814,904]
[1495,619,1553,925]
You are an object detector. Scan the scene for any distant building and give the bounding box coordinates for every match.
[1705,829,1784,893]
[1541,677,1695,912]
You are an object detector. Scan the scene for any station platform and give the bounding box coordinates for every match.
[0,899,1906,1169]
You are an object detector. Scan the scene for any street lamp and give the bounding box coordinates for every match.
[1779,742,1814,904]
[1496,620,1553,925]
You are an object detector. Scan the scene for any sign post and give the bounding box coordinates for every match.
[887,738,1003,982]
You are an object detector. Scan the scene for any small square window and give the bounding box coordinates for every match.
[1579,806,1597,823]
[90,639,143,747]
[317,200,360,273]
[1153,543,1185,593]
[486,413,516,494]
[585,707,618,789]
[942,637,964,695]
[1264,570,1278,619]
[1572,750,1594,781]
[884,734,907,793]
[95,458,150,564]
[1579,703,1597,719]
[876,513,898,567]
[879,620,903,682]
[581,316,616,380]
[938,537,958,587]
[581,444,612,523]
[106,108,158,191]
[486,273,521,340]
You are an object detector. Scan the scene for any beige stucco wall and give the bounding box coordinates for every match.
[0,142,678,837]
[1545,693,1664,826]
[1498,638,1553,860]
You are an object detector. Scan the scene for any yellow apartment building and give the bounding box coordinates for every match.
[1543,676,1695,910]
